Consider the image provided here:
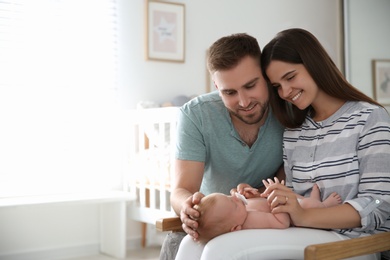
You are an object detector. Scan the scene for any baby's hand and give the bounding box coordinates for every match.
[260,177,289,199]
[231,183,259,198]
[262,177,285,188]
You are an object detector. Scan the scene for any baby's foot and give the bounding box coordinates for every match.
[322,192,342,207]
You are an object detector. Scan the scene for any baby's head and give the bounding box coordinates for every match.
[194,193,247,244]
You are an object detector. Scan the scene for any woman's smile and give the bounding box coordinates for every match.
[291,90,303,102]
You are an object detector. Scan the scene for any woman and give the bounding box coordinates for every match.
[260,28,390,259]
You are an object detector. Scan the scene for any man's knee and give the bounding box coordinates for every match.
[159,232,186,260]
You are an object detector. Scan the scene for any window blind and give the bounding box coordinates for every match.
[0,0,123,197]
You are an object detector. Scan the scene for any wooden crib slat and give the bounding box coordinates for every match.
[128,107,179,228]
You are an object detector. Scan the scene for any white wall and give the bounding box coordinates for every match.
[0,1,344,258]
[118,0,343,109]
[345,0,390,110]
[0,204,100,258]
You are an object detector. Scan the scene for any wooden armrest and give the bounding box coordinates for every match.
[305,232,390,260]
[156,217,183,232]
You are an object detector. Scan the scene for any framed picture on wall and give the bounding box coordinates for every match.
[372,59,390,106]
[145,1,185,62]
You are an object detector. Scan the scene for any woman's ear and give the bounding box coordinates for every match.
[231,225,242,232]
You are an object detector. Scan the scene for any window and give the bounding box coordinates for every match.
[0,0,124,197]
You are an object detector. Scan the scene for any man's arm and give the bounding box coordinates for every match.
[170,159,205,239]
[171,159,204,214]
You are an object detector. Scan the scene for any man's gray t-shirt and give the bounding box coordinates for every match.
[176,91,284,195]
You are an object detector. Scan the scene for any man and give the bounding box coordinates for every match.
[159,33,284,260]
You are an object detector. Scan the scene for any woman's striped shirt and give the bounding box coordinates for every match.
[284,101,390,237]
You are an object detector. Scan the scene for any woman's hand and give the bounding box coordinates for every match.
[261,179,305,225]
[179,191,204,241]
[230,183,260,198]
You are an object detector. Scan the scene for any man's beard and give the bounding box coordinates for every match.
[229,101,269,125]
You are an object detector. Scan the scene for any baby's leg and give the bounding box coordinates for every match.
[309,184,321,201]
[299,185,322,208]
[309,184,342,207]
[300,185,342,208]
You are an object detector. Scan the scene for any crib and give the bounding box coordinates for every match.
[128,106,180,247]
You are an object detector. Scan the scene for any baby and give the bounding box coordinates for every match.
[194,178,341,243]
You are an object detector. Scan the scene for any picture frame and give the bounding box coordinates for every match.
[372,59,390,106]
[145,1,185,62]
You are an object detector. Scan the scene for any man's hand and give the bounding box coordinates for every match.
[179,191,205,241]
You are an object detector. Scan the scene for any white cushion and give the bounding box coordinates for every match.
[176,228,380,260]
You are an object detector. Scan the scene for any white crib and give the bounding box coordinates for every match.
[128,107,179,247]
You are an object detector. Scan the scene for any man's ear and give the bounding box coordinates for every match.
[231,225,242,232]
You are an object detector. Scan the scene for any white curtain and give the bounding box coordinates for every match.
[0,0,127,197]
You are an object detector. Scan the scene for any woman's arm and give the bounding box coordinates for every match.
[262,184,361,229]
[288,203,361,229]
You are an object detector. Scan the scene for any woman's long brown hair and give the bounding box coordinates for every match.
[261,28,382,128]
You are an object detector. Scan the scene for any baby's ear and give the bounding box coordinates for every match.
[231,225,242,232]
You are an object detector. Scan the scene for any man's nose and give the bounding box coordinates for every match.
[238,93,250,107]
